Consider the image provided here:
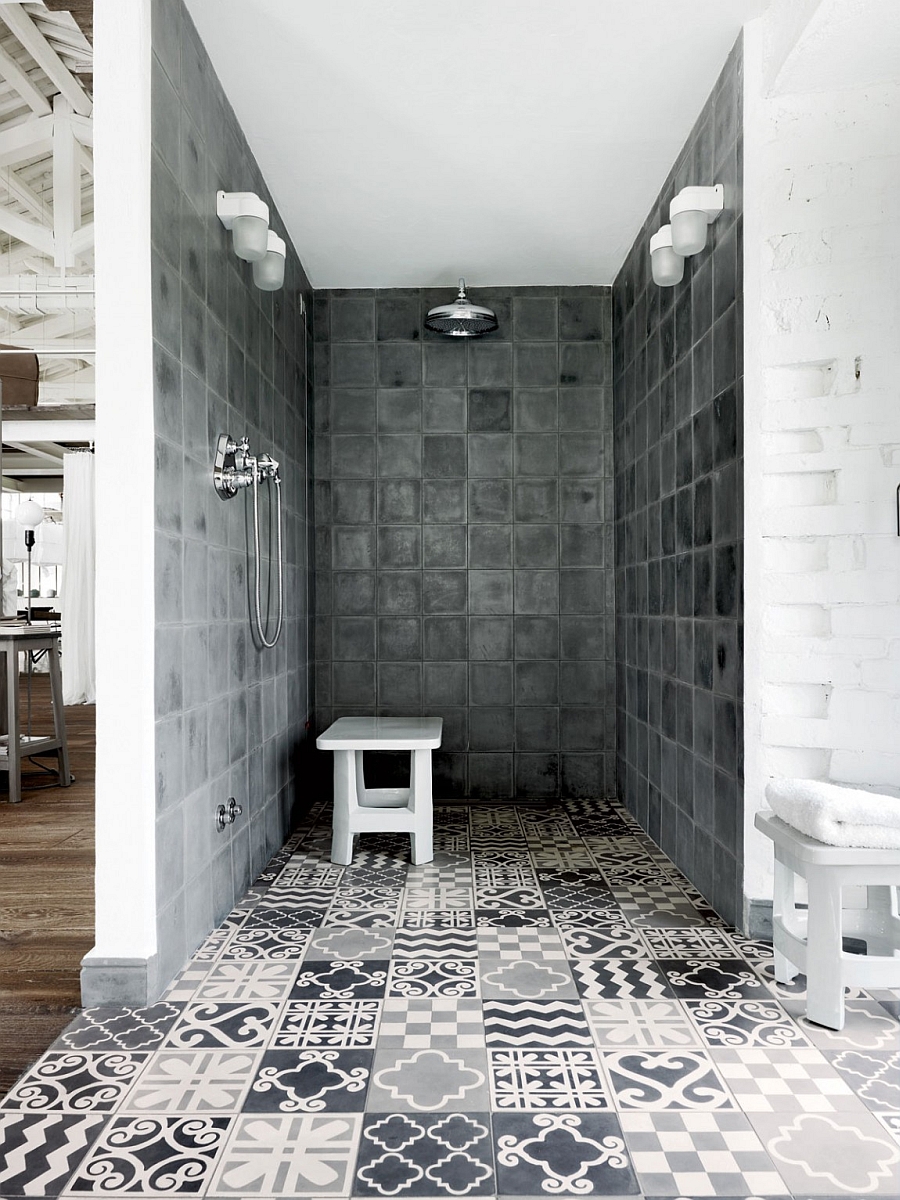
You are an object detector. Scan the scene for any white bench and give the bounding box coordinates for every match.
[755,810,900,1030]
[316,717,442,866]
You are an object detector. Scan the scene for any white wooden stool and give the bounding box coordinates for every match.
[316,717,442,866]
[755,810,900,1029]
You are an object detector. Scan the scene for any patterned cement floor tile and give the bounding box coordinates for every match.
[748,1110,900,1195]
[354,1111,494,1196]
[378,999,485,1048]
[825,1049,900,1112]
[782,999,900,1052]
[493,1111,640,1195]
[683,999,811,1049]
[66,1114,231,1193]
[193,962,299,1002]
[271,1000,382,1049]
[483,1000,594,1048]
[711,1047,864,1114]
[584,999,701,1048]
[0,1113,108,1194]
[120,1050,261,1113]
[368,1049,490,1113]
[208,1112,363,1195]
[304,927,395,961]
[1,1052,150,1113]
[244,1049,372,1113]
[489,1047,611,1110]
[620,1109,789,1196]
[603,1048,735,1110]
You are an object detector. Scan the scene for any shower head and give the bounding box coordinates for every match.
[424,279,498,337]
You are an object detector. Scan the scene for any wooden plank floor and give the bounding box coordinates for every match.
[0,672,94,1097]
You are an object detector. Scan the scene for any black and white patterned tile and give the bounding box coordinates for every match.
[164,1002,281,1049]
[557,922,649,959]
[377,999,485,1048]
[291,960,390,1000]
[52,1005,183,1052]
[387,959,480,999]
[304,926,395,960]
[684,998,812,1049]
[192,962,298,1002]
[0,1113,107,1194]
[271,1000,382,1049]
[603,1047,735,1110]
[660,959,770,1000]
[220,926,312,960]
[392,929,478,958]
[66,1114,230,1193]
[489,1047,610,1110]
[571,958,673,1000]
[354,1111,494,1196]
[826,1049,900,1112]
[479,957,578,1001]
[493,1111,639,1194]
[483,1000,594,1047]
[244,1049,372,1112]
[1,1053,149,1113]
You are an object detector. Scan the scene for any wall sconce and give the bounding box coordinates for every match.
[216,190,270,262]
[252,230,286,291]
[649,225,684,287]
[669,184,724,256]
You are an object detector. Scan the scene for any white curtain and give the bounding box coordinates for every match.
[61,452,95,703]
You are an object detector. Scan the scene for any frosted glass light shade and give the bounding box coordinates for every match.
[15,500,44,529]
[252,230,286,290]
[232,214,269,262]
[649,225,684,287]
[671,208,709,255]
[669,184,725,256]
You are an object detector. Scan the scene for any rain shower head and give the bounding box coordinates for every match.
[424,279,498,337]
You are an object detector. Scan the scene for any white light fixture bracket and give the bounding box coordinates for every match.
[216,190,269,230]
[669,184,724,223]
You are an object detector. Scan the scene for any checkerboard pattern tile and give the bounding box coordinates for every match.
[3,798,897,1197]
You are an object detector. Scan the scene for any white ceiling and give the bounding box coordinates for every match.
[186,0,766,288]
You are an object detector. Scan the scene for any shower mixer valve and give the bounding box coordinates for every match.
[213,433,280,498]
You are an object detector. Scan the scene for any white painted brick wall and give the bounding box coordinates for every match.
[743,2,900,908]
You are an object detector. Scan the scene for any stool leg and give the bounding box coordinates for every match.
[805,873,845,1030]
[409,747,433,865]
[331,749,356,865]
[773,857,798,983]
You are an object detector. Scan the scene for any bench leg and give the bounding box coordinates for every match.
[805,873,845,1030]
[409,747,433,865]
[331,749,357,865]
[773,857,799,983]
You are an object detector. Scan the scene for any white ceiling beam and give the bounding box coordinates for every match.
[51,93,77,267]
[0,451,64,473]
[69,219,92,258]
[0,4,91,116]
[5,439,65,462]
[0,335,93,353]
[0,40,50,115]
[3,418,94,441]
[0,162,50,223]
[0,204,53,255]
[1,474,23,491]
[0,113,53,166]
[75,139,90,175]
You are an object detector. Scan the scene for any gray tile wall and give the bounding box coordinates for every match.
[151,0,313,989]
[612,37,744,924]
[313,287,615,801]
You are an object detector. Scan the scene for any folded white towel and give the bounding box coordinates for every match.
[765,778,900,849]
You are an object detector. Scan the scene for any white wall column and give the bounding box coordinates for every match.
[84,0,158,1001]
[743,0,900,924]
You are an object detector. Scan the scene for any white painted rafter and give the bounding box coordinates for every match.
[0,3,90,116]
[0,40,50,115]
[51,93,77,266]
